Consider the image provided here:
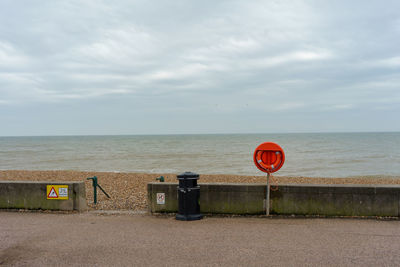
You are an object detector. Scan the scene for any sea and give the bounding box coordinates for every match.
[0,132,399,178]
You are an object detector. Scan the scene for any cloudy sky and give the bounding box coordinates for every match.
[0,0,399,136]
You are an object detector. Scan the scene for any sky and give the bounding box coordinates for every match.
[0,0,399,136]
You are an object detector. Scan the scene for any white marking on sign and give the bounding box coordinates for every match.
[48,187,58,198]
[157,193,165,205]
[59,187,68,197]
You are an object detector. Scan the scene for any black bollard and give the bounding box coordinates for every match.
[176,172,203,221]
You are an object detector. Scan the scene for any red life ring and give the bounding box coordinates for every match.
[253,142,285,173]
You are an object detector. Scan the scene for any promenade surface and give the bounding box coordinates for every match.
[1,211,400,266]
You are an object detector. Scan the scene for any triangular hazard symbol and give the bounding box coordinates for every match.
[48,187,58,198]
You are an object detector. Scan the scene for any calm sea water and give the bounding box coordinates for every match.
[0,133,399,177]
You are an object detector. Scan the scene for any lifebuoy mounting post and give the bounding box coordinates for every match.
[253,142,285,216]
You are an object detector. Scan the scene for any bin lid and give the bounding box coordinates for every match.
[177,171,199,179]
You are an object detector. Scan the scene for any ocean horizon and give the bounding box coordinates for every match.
[2,130,399,138]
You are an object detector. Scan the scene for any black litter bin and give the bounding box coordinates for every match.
[176,172,203,221]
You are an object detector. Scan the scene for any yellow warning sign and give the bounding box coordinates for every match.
[46,185,69,200]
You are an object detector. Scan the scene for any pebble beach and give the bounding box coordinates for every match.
[1,170,400,211]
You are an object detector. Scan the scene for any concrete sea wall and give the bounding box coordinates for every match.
[0,181,87,211]
[148,182,400,217]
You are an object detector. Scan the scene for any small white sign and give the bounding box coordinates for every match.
[157,193,165,205]
[59,187,68,197]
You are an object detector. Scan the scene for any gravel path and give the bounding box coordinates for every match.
[1,170,399,211]
[1,212,400,266]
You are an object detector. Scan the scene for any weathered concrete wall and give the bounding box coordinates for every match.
[148,183,178,213]
[0,181,87,211]
[147,183,265,214]
[148,183,400,217]
[200,183,265,214]
[271,184,400,217]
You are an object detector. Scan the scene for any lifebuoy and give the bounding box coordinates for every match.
[253,142,285,173]
[255,150,282,172]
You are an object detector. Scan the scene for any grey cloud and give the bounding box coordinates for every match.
[0,0,399,135]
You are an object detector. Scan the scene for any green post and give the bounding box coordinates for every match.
[87,176,98,204]
[156,176,165,182]
[87,176,110,204]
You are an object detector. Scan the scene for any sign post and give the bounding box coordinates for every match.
[253,142,285,216]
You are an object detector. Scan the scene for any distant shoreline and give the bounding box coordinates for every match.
[1,131,400,138]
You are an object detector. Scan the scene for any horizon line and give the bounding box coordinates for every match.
[1,130,399,138]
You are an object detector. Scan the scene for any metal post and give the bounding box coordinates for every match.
[93,177,97,204]
[266,172,270,216]
[156,176,165,182]
[87,176,110,204]
[97,183,110,199]
[87,176,98,204]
